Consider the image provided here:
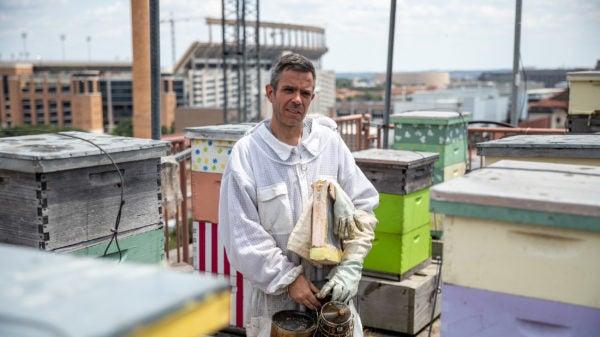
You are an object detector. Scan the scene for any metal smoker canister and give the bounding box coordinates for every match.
[271,310,317,337]
[317,301,353,337]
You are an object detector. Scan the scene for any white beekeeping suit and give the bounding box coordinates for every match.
[219,116,379,337]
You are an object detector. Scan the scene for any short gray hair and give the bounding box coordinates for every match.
[270,53,316,91]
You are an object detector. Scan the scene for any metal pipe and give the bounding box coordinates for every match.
[242,0,248,122]
[150,0,161,140]
[510,0,522,127]
[255,0,261,121]
[382,0,397,149]
[222,0,229,124]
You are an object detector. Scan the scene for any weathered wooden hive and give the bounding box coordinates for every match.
[0,132,170,261]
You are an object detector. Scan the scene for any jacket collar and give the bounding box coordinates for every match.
[256,119,321,161]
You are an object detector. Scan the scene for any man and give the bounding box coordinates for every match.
[218,53,378,337]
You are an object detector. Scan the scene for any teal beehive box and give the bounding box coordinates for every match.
[391,111,471,146]
[391,111,471,184]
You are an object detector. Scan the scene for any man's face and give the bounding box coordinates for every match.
[266,69,315,130]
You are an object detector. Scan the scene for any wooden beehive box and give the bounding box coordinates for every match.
[353,148,439,195]
[476,134,600,167]
[358,262,441,335]
[0,132,170,251]
[185,124,254,223]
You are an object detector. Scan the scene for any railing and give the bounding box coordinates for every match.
[334,114,378,151]
[163,135,191,264]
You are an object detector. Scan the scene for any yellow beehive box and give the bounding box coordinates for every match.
[430,160,600,309]
[567,71,600,115]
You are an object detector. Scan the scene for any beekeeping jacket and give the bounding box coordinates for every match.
[218,116,379,337]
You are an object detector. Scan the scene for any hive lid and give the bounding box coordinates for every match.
[184,123,255,141]
[567,70,600,82]
[0,132,170,173]
[477,134,600,158]
[390,111,471,125]
[353,148,439,168]
[430,160,600,231]
[0,243,230,337]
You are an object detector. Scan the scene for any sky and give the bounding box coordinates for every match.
[0,0,599,73]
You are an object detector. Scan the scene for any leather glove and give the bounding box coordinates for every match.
[328,180,364,240]
[316,259,362,303]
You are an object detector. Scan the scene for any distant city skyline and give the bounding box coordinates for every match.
[0,0,598,73]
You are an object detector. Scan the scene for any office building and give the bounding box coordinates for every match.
[0,61,181,133]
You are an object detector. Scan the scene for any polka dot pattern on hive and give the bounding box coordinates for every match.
[191,138,235,173]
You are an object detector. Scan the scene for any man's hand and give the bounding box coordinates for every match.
[288,274,322,311]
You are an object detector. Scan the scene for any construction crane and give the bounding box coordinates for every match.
[160,12,202,69]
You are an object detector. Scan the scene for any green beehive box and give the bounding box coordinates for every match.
[364,224,431,280]
[393,140,467,168]
[67,228,165,264]
[391,111,471,146]
[375,189,431,234]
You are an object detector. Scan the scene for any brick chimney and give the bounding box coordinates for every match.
[131,0,151,138]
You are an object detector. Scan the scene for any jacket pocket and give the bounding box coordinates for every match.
[257,183,293,235]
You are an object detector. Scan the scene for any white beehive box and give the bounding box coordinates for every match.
[0,132,170,251]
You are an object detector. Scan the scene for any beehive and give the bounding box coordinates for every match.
[184,124,254,328]
[353,149,438,280]
[567,71,600,115]
[477,134,600,167]
[391,111,471,184]
[430,160,600,336]
[0,132,170,256]
[353,148,438,195]
[0,243,230,337]
[184,124,254,223]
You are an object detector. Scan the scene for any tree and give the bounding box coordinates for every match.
[0,124,84,138]
[110,119,133,137]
